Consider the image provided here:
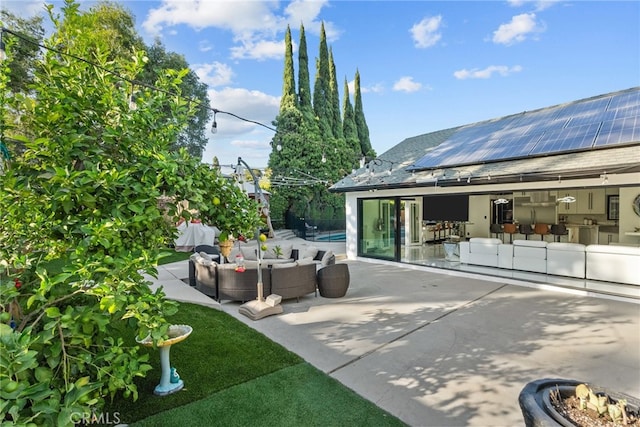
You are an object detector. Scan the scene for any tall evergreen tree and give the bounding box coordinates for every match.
[354,69,375,158]
[280,25,296,110]
[342,77,360,167]
[312,22,333,138]
[297,24,312,113]
[329,48,343,140]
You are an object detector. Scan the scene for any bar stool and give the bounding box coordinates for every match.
[503,223,518,243]
[490,224,504,241]
[534,223,550,241]
[550,224,568,242]
[518,224,535,240]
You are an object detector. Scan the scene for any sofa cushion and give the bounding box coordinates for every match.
[199,251,220,262]
[240,245,258,260]
[302,246,319,259]
[547,242,586,252]
[321,250,335,266]
[262,243,294,260]
[195,254,215,266]
[513,240,548,248]
[468,238,501,255]
[271,262,297,270]
[469,237,502,245]
[586,244,640,255]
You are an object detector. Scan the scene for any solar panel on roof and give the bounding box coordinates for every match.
[409,87,640,170]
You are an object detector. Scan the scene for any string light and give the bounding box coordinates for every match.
[211,111,217,134]
[0,27,276,134]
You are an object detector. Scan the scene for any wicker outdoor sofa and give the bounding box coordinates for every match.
[191,249,338,303]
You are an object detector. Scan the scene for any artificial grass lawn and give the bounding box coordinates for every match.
[158,249,192,265]
[106,303,405,426]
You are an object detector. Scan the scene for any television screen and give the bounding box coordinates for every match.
[423,195,469,221]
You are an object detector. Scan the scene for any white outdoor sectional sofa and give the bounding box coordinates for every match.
[459,237,639,286]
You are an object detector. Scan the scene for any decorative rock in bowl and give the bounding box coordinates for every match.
[137,324,192,396]
[519,378,640,426]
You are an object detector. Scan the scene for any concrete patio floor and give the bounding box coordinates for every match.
[150,245,640,427]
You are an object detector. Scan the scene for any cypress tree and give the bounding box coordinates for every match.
[312,22,333,138]
[297,24,312,112]
[342,77,360,167]
[329,48,343,140]
[280,25,297,110]
[354,69,375,158]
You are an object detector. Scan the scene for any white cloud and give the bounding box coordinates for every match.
[202,87,280,167]
[283,0,340,42]
[410,15,443,48]
[453,65,523,80]
[393,77,422,93]
[347,80,384,95]
[492,13,544,45]
[208,87,279,134]
[230,39,286,61]
[1,0,45,17]
[507,0,561,12]
[142,0,335,61]
[194,62,234,87]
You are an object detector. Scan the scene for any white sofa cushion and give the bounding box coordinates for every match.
[498,244,513,269]
[586,244,640,285]
[463,238,502,267]
[468,238,502,255]
[547,242,586,278]
[513,240,547,259]
[513,240,547,273]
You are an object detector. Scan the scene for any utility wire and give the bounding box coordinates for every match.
[0,27,276,133]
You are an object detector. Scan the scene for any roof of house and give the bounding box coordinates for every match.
[331,87,640,193]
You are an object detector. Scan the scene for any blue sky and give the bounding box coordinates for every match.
[6,1,640,172]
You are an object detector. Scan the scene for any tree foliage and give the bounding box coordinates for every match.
[0,10,44,94]
[0,1,260,424]
[0,1,211,160]
[268,22,373,228]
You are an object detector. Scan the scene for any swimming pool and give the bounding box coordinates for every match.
[314,232,346,242]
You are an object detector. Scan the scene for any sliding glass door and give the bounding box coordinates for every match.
[358,198,398,260]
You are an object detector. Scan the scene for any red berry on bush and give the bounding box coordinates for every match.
[14,278,22,289]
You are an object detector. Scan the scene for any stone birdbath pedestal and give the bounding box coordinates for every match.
[137,324,192,396]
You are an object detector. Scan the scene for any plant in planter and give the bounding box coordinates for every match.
[272,245,283,259]
[519,378,640,427]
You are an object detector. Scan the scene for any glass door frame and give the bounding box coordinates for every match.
[357,196,401,261]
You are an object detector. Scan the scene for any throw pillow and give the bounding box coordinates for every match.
[302,246,319,259]
[280,243,293,259]
[321,250,335,266]
[240,246,258,261]
[262,244,276,259]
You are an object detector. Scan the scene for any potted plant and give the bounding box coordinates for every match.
[519,378,640,426]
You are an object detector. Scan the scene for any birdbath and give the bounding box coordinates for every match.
[137,324,192,396]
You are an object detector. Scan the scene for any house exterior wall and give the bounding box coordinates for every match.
[343,174,640,260]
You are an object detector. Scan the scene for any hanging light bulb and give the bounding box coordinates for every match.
[128,83,137,110]
[321,152,327,163]
[276,144,282,151]
[211,111,218,134]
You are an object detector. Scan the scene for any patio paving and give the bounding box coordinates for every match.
[150,244,640,426]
